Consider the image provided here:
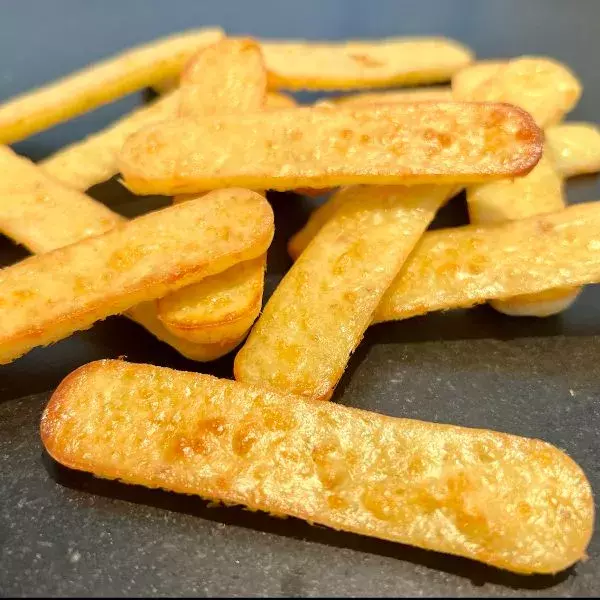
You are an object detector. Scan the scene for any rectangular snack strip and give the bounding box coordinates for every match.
[373,201,600,322]
[158,38,269,345]
[42,359,593,575]
[287,122,600,259]
[455,57,582,317]
[0,147,247,361]
[0,188,273,364]
[260,37,473,90]
[119,103,542,195]
[235,185,455,400]
[333,86,453,106]
[0,28,223,144]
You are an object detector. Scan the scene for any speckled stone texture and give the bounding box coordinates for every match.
[1,0,600,596]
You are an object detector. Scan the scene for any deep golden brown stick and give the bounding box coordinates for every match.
[0,189,273,364]
[0,28,223,144]
[119,103,542,195]
[42,359,593,575]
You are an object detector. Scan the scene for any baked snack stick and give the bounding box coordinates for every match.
[159,39,268,345]
[42,359,593,575]
[0,28,223,144]
[119,103,542,195]
[333,86,453,106]
[0,188,273,364]
[287,122,600,260]
[40,92,180,191]
[259,37,473,90]
[235,185,455,400]
[373,201,600,322]
[455,57,582,317]
[0,147,245,361]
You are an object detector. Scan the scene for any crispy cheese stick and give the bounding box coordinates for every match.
[42,359,593,574]
[546,123,600,178]
[455,57,582,317]
[373,201,600,322]
[159,39,269,345]
[119,103,542,195]
[287,122,600,260]
[235,185,455,400]
[0,147,248,361]
[40,92,180,191]
[451,60,505,99]
[260,37,473,90]
[0,188,273,364]
[0,28,223,144]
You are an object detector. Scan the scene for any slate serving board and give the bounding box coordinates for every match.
[1,0,599,596]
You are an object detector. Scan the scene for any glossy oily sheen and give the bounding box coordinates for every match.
[119,103,543,195]
[42,360,594,575]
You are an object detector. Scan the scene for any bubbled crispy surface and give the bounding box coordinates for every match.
[119,103,543,195]
[260,37,473,90]
[235,185,453,399]
[374,201,600,322]
[0,146,123,253]
[0,189,273,364]
[42,360,593,574]
[158,256,266,344]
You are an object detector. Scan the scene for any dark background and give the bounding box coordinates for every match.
[1,0,599,596]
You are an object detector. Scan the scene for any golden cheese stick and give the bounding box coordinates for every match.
[457,57,582,317]
[0,188,273,364]
[0,147,244,361]
[0,28,223,144]
[453,57,581,128]
[374,201,600,323]
[451,60,505,98]
[546,123,600,178]
[119,103,542,195]
[40,92,180,191]
[42,359,593,575]
[235,185,455,400]
[288,122,600,260]
[260,37,473,90]
[177,38,268,117]
[160,39,269,345]
[333,86,453,106]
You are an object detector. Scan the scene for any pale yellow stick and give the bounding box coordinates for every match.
[0,146,244,362]
[42,359,593,575]
[40,92,180,191]
[451,60,505,98]
[373,201,600,323]
[0,28,223,144]
[333,86,453,106]
[260,37,473,90]
[158,39,269,345]
[454,56,583,317]
[235,185,455,400]
[0,188,273,364]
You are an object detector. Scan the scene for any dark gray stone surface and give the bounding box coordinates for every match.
[1,0,600,596]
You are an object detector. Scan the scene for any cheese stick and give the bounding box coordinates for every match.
[42,359,593,575]
[235,185,455,400]
[119,103,542,195]
[374,201,600,322]
[0,28,223,144]
[333,86,453,106]
[0,188,273,364]
[455,56,582,317]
